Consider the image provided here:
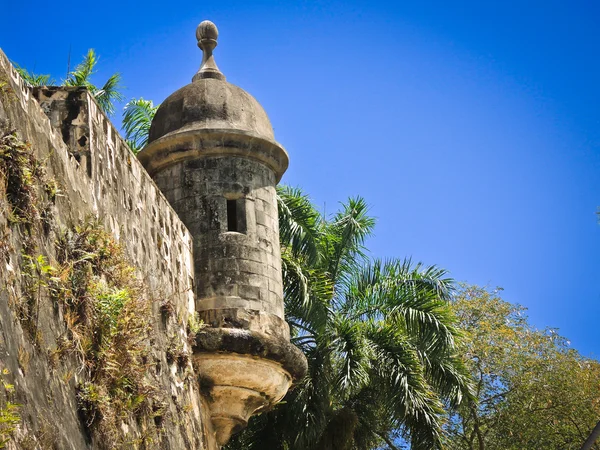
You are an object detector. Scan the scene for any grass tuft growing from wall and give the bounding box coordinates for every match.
[0,128,45,226]
[0,125,58,344]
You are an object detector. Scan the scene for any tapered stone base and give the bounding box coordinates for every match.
[193,327,307,446]
[194,353,292,445]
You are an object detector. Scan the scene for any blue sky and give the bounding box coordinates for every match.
[2,0,599,356]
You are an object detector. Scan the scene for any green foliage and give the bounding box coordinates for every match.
[18,253,54,345]
[0,127,44,225]
[0,369,21,448]
[0,76,16,103]
[13,64,56,87]
[228,187,472,450]
[0,402,20,448]
[444,285,600,450]
[0,127,57,343]
[64,50,124,117]
[13,50,123,116]
[277,186,324,266]
[187,311,204,336]
[51,221,162,447]
[122,98,159,153]
[95,286,130,335]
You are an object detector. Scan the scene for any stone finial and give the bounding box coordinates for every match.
[193,20,226,82]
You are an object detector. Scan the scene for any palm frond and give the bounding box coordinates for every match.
[328,314,373,393]
[281,249,332,335]
[326,196,375,289]
[421,352,473,408]
[64,49,98,87]
[13,64,55,87]
[364,322,446,449]
[94,72,124,117]
[122,98,158,153]
[64,49,123,116]
[277,185,323,265]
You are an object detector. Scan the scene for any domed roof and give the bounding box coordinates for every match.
[148,78,274,144]
[139,21,289,181]
[147,20,275,144]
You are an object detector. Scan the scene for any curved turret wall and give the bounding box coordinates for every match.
[151,154,288,339]
[137,20,306,445]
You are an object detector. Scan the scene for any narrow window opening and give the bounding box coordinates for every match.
[227,200,238,231]
[225,198,247,233]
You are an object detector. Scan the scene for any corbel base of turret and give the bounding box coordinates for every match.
[193,326,307,446]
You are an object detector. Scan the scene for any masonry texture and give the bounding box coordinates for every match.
[136,20,306,446]
[152,157,285,330]
[0,49,217,449]
[0,20,305,450]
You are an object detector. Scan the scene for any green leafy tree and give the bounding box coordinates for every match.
[14,49,123,116]
[445,285,600,450]
[227,187,472,450]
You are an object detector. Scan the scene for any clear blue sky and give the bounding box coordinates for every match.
[2,1,599,357]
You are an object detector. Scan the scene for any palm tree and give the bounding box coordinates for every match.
[121,98,159,154]
[227,187,472,450]
[106,102,473,448]
[14,49,123,116]
[63,49,124,116]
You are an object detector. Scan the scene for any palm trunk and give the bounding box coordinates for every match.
[316,407,359,450]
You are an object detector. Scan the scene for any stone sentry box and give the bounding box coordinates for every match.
[138,21,307,446]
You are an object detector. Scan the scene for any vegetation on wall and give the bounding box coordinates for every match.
[15,50,123,116]
[0,370,20,448]
[0,77,16,103]
[0,124,170,448]
[0,125,57,344]
[0,127,48,226]
[50,221,164,447]
[0,125,44,445]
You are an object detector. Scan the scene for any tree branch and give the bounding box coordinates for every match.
[376,431,401,450]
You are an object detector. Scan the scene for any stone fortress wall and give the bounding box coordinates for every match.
[0,49,218,449]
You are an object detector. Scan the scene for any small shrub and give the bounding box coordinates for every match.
[18,253,54,345]
[0,76,16,103]
[187,311,204,337]
[0,369,20,448]
[166,337,188,368]
[0,402,20,448]
[0,128,45,225]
